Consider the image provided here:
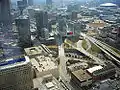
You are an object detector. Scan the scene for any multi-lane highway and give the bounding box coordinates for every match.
[80,33,120,65]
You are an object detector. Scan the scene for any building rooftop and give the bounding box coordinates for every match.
[31,56,57,72]
[0,57,25,67]
[100,3,117,7]
[45,82,54,89]
[88,20,106,28]
[93,65,115,76]
[0,56,30,70]
[25,45,57,73]
[16,15,29,20]
[33,76,65,90]
[24,46,42,56]
[87,65,103,74]
[72,69,92,82]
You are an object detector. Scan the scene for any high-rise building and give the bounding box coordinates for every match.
[17,1,25,14]
[114,0,120,7]
[17,0,28,14]
[35,11,48,37]
[41,28,49,39]
[28,0,33,6]
[0,56,33,90]
[15,16,32,48]
[71,11,78,20]
[0,0,11,25]
[23,0,27,7]
[46,0,52,6]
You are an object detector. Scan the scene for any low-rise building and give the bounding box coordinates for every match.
[87,20,106,29]
[71,69,92,87]
[87,65,116,81]
[24,46,59,78]
[33,74,65,90]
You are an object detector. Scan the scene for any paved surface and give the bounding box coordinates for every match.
[80,33,120,64]
[85,39,91,51]
[98,40,120,59]
[65,39,105,66]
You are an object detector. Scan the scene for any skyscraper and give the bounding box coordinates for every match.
[28,0,34,6]
[46,0,52,6]
[23,0,27,7]
[35,11,48,37]
[0,56,33,90]
[15,16,32,48]
[17,0,25,15]
[114,0,120,7]
[0,0,11,25]
[71,11,78,20]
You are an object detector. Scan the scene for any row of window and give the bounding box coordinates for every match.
[0,64,31,75]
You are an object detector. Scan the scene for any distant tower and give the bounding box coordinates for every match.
[114,0,120,7]
[15,16,32,48]
[28,0,34,6]
[41,28,49,39]
[17,1,25,14]
[71,11,78,20]
[23,0,27,7]
[46,0,52,6]
[0,56,33,90]
[61,0,64,8]
[35,11,48,38]
[0,0,11,25]
[17,0,28,15]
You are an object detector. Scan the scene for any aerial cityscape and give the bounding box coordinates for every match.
[0,0,120,90]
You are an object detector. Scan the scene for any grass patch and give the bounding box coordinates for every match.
[82,39,88,50]
[88,42,101,54]
[0,49,3,54]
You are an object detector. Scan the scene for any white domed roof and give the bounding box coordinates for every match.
[100,3,117,7]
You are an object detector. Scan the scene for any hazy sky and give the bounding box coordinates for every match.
[11,0,86,3]
[11,0,117,4]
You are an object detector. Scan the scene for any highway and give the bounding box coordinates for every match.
[64,39,105,66]
[98,40,120,59]
[80,33,120,65]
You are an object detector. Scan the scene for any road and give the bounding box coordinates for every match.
[65,39,105,66]
[80,33,120,64]
[98,40,120,59]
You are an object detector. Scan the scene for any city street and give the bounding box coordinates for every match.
[65,39,105,66]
